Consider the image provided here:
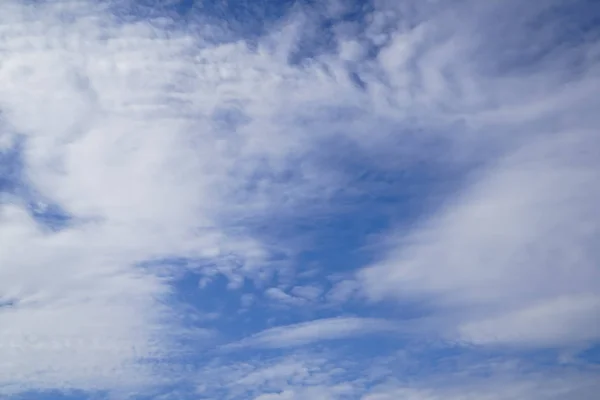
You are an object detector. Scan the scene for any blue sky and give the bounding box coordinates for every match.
[1,0,600,399]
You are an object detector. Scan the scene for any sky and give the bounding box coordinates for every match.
[0,0,599,399]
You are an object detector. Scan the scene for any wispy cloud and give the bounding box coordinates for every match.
[225,317,400,349]
[0,0,383,391]
[193,352,359,400]
[358,112,600,348]
[349,0,600,350]
[1,0,599,397]
[191,348,600,400]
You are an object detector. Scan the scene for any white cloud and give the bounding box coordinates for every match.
[254,385,355,400]
[265,287,307,307]
[291,285,323,302]
[363,358,600,400]
[362,380,600,400]
[458,294,600,347]
[326,279,360,305]
[0,0,359,392]
[191,348,600,400]
[353,0,600,350]
[359,129,600,348]
[263,285,323,307]
[0,0,392,391]
[1,0,599,396]
[194,352,359,400]
[226,317,400,349]
[0,203,175,393]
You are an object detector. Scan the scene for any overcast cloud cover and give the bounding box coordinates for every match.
[0,0,599,399]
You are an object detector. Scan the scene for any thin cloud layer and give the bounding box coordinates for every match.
[360,131,600,347]
[225,317,400,349]
[0,0,382,392]
[358,0,600,347]
[192,349,600,400]
[0,0,598,398]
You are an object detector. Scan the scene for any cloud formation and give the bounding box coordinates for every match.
[0,0,599,398]
[225,317,400,349]
[358,0,600,348]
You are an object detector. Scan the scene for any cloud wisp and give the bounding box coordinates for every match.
[224,317,401,350]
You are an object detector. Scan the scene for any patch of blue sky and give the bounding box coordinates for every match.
[578,344,600,365]
[0,141,21,194]
[238,131,479,274]
[102,0,306,43]
[0,137,72,231]
[104,0,379,60]
[168,160,472,338]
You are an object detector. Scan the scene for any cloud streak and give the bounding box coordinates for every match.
[225,317,401,349]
